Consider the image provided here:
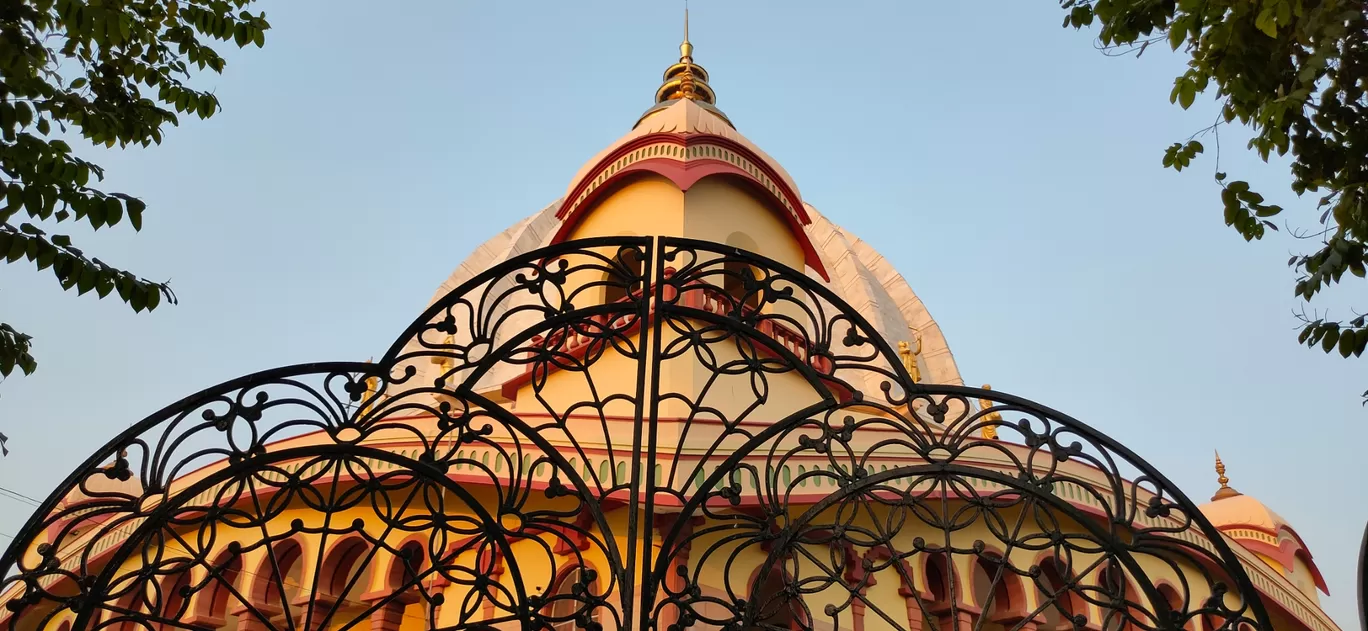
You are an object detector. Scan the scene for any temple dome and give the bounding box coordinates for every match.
[416,30,961,405]
[1202,493,1292,533]
[421,201,963,394]
[562,98,801,210]
[1198,457,1329,598]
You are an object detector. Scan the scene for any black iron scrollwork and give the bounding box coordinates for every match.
[0,236,1270,631]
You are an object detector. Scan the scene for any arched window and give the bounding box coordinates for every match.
[547,566,598,631]
[746,562,800,631]
[324,539,373,612]
[111,589,142,631]
[1157,583,1195,631]
[157,572,192,630]
[253,538,304,617]
[919,553,953,631]
[1037,557,1085,631]
[603,245,645,304]
[386,541,427,594]
[197,552,242,627]
[723,232,762,311]
[1098,564,1134,631]
[972,554,1020,620]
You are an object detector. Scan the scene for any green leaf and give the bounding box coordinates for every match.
[130,286,147,312]
[15,102,32,128]
[76,265,96,295]
[1322,327,1340,353]
[1178,81,1196,109]
[36,246,55,270]
[1168,20,1186,50]
[1255,7,1278,37]
[104,197,123,226]
[95,273,114,298]
[6,234,26,262]
[1340,331,1355,358]
[22,187,41,216]
[127,198,145,231]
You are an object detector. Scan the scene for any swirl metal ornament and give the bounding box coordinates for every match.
[0,236,1270,631]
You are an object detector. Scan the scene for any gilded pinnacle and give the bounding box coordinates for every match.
[1211,450,1241,501]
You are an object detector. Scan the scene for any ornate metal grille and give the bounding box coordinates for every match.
[0,236,1270,631]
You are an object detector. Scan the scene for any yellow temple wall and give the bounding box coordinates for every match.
[680,176,805,272]
[16,456,1323,631]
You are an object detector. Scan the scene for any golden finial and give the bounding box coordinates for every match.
[648,1,719,108]
[1211,450,1241,500]
[678,64,698,100]
[676,4,699,101]
[978,384,1001,439]
[681,1,693,61]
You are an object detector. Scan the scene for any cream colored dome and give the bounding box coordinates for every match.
[419,201,963,393]
[1201,494,1292,533]
[563,99,801,207]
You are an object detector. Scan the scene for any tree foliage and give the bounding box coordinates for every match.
[1063,0,1368,394]
[0,0,268,381]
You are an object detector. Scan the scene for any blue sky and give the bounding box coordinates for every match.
[1,0,1363,626]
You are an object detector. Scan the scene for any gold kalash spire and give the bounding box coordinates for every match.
[1211,450,1242,501]
[637,5,731,127]
[654,5,717,105]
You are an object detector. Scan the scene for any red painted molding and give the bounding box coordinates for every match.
[1214,522,1328,593]
[553,133,828,281]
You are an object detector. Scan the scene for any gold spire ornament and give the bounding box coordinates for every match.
[1211,450,1241,501]
[681,2,693,61]
[677,4,698,99]
[978,384,1001,440]
[651,2,718,107]
[897,327,923,384]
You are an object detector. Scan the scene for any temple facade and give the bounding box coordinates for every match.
[0,26,1340,631]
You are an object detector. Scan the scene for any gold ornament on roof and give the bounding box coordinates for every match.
[652,3,718,107]
[430,335,455,383]
[1211,450,1241,501]
[897,327,923,384]
[978,384,1001,440]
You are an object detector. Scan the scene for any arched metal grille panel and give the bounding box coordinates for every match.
[0,237,1270,631]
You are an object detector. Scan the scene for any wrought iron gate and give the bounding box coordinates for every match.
[0,236,1270,631]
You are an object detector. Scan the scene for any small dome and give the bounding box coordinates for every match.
[563,99,801,205]
[1201,493,1291,533]
[1198,454,1329,597]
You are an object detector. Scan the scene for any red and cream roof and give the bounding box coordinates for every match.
[1199,461,1329,597]
[421,201,964,397]
[552,98,824,277]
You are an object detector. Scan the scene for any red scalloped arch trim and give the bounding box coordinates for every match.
[553,133,828,280]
